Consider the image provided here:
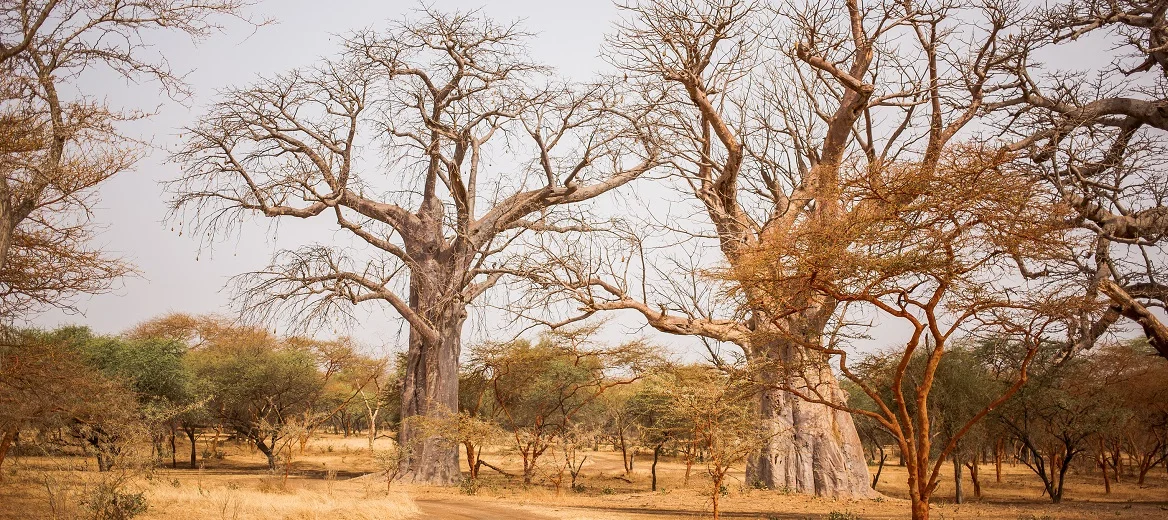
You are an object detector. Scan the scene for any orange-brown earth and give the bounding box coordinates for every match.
[2,434,1165,519]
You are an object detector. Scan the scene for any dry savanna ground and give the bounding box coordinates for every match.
[2,434,1167,519]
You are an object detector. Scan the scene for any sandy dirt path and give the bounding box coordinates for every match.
[414,498,556,519]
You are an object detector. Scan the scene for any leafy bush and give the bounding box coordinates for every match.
[82,483,147,520]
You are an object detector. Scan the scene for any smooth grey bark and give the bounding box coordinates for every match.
[746,351,875,498]
[398,269,465,485]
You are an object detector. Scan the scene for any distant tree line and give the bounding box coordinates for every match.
[848,338,1168,505]
[0,314,395,476]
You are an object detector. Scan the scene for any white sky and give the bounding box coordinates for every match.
[32,0,712,358]
[29,0,1145,360]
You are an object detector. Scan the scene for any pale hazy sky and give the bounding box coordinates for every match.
[33,0,651,355]
[30,0,1136,359]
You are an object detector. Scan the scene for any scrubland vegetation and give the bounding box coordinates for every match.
[5,0,1168,519]
[3,318,1167,519]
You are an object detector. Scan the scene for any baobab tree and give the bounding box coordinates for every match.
[730,145,1075,520]
[997,0,1168,358]
[170,9,657,484]
[518,0,1027,497]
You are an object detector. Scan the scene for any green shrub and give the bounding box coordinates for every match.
[82,483,147,520]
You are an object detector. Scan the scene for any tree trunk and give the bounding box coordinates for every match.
[953,456,964,504]
[619,428,631,475]
[684,444,694,487]
[186,428,198,469]
[169,428,177,469]
[465,441,479,479]
[711,474,723,520]
[651,443,662,491]
[255,438,277,470]
[965,459,981,499]
[1109,441,1122,481]
[910,495,930,520]
[1052,454,1071,504]
[399,288,465,486]
[0,427,15,480]
[871,446,887,488]
[994,438,1003,483]
[746,342,875,498]
[1100,450,1111,494]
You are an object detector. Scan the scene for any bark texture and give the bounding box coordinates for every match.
[747,343,875,497]
[398,279,465,485]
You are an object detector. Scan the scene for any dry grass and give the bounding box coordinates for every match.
[3,433,1167,519]
[141,480,417,520]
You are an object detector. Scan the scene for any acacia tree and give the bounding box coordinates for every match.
[993,346,1120,503]
[170,9,656,484]
[519,0,1030,497]
[0,0,246,318]
[730,145,1073,520]
[185,325,323,470]
[468,325,654,484]
[995,0,1168,358]
[1106,341,1168,483]
[661,366,763,520]
[348,353,393,449]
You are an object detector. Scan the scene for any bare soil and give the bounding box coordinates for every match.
[3,434,1166,519]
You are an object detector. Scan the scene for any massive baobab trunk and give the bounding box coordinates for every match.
[748,346,873,497]
[397,261,466,484]
[398,317,463,484]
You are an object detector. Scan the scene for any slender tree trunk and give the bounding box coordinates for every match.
[965,459,981,499]
[0,427,16,480]
[910,495,930,520]
[871,446,887,488]
[1100,447,1111,494]
[684,445,694,487]
[1110,441,1122,481]
[1052,453,1073,504]
[186,428,197,469]
[0,211,14,276]
[994,438,1003,483]
[255,438,277,470]
[746,339,875,498]
[711,473,723,520]
[399,283,465,486]
[651,443,662,491]
[170,428,177,469]
[465,441,479,479]
[953,455,964,504]
[903,444,932,520]
[619,428,631,475]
